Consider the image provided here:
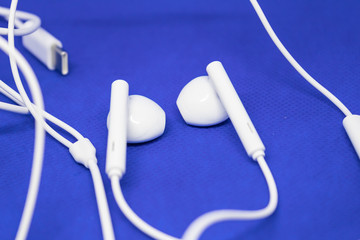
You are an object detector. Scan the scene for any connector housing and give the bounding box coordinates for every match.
[22,27,68,75]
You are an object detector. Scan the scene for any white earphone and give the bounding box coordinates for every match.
[0,0,359,239]
[105,61,277,240]
[106,80,166,178]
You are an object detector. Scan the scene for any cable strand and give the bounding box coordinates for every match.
[89,160,116,240]
[3,1,46,239]
[249,0,352,116]
[111,176,180,240]
[182,156,277,240]
[0,6,41,36]
[111,156,277,240]
[0,80,84,141]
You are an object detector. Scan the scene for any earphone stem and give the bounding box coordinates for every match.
[106,80,129,178]
[206,61,265,160]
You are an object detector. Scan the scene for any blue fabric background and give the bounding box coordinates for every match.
[0,0,359,239]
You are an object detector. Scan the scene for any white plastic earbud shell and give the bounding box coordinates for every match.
[107,95,166,144]
[343,115,360,159]
[176,76,228,126]
[126,95,166,143]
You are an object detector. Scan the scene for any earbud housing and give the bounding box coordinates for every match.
[177,61,265,160]
[126,95,166,143]
[177,76,228,126]
[106,80,166,178]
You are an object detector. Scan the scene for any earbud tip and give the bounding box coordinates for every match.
[176,76,228,126]
[127,95,166,143]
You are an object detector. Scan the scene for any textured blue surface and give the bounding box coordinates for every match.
[0,0,360,239]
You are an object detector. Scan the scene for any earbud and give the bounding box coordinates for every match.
[176,76,228,126]
[106,80,166,177]
[177,61,265,160]
[107,94,166,144]
[126,95,166,143]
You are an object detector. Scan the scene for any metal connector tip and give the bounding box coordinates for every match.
[54,46,69,75]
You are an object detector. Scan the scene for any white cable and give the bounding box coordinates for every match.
[0,80,84,142]
[0,101,28,114]
[182,156,277,240]
[0,0,45,239]
[89,160,116,240]
[0,40,73,147]
[111,176,180,240]
[0,6,41,36]
[69,139,116,240]
[1,2,115,240]
[110,156,277,240]
[249,0,352,117]
[0,39,73,147]
[0,45,115,240]
[0,81,25,106]
[2,4,115,239]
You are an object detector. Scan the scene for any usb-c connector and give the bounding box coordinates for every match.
[22,27,69,75]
